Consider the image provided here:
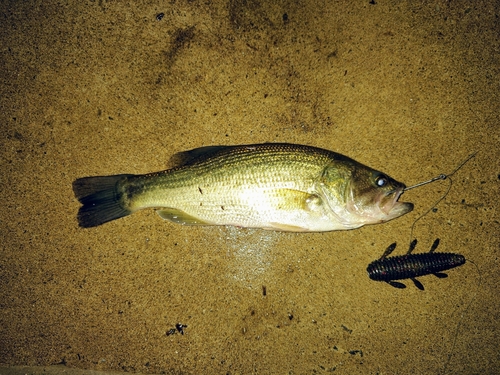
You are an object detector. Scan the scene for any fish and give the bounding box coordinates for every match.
[72,143,413,231]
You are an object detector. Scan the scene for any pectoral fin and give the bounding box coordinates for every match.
[263,190,326,231]
[268,189,324,212]
[156,208,210,225]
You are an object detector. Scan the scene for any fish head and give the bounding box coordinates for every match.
[320,161,413,227]
[346,165,414,224]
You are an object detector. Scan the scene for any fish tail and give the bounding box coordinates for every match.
[72,174,134,228]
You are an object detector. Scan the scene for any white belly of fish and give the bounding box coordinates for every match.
[150,184,349,232]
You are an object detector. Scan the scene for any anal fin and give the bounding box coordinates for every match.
[156,208,210,225]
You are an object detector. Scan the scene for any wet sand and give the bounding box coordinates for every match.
[1,1,498,374]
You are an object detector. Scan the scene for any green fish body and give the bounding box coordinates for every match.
[73,143,413,231]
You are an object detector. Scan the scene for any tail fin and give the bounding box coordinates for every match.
[72,174,134,228]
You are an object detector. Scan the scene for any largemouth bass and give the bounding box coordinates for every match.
[72,143,413,231]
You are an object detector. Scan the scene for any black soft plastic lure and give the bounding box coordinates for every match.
[367,239,466,290]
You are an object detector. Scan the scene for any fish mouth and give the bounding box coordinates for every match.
[381,187,414,219]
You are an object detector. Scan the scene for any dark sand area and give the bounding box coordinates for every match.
[1,1,499,374]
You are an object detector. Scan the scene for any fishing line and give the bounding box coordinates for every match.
[401,151,479,374]
[405,151,478,243]
[440,258,482,374]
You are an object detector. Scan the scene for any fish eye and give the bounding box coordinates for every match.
[375,174,388,187]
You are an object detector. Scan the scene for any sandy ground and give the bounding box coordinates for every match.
[1,1,499,374]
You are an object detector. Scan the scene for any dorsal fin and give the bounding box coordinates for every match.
[167,146,235,167]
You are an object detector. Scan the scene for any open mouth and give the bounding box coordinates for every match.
[381,187,414,218]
